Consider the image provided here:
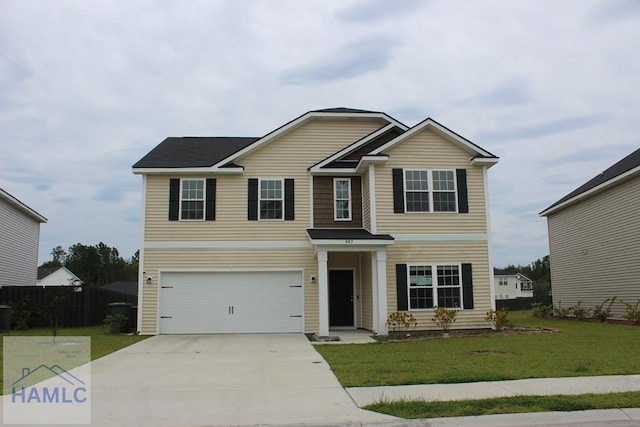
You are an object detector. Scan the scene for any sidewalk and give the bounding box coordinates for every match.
[347,375,640,407]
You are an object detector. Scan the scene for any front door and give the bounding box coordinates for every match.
[329,270,354,327]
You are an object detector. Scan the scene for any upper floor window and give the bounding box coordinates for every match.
[498,277,508,286]
[259,179,283,220]
[404,169,456,213]
[181,179,205,220]
[334,178,351,221]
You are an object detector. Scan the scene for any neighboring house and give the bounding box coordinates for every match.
[133,108,499,335]
[540,147,640,319]
[36,266,83,287]
[493,268,534,300]
[0,189,47,287]
[102,281,138,296]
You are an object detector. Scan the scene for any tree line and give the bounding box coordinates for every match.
[497,255,551,296]
[41,242,139,287]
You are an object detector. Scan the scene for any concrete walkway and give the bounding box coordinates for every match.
[347,375,640,407]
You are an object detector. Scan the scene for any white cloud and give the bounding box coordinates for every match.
[0,0,638,268]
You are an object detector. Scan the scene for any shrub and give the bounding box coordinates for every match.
[592,297,616,322]
[486,307,510,331]
[386,312,417,333]
[532,302,553,318]
[432,306,458,333]
[103,313,128,334]
[621,299,640,324]
[554,301,573,318]
[571,301,591,321]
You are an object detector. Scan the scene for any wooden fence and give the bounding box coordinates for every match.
[496,296,553,311]
[0,286,137,329]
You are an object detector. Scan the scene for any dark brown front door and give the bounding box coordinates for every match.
[329,270,354,327]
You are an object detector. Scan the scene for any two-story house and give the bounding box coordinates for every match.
[493,268,534,300]
[132,108,499,335]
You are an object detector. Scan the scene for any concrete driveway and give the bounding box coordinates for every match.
[90,334,395,426]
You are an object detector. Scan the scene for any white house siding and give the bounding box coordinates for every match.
[386,241,492,330]
[0,199,41,287]
[547,176,640,318]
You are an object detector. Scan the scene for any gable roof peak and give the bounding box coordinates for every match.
[311,107,383,114]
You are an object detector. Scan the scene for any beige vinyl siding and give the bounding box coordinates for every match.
[386,241,492,330]
[141,247,318,334]
[0,200,41,287]
[144,118,385,242]
[376,129,488,235]
[547,176,640,319]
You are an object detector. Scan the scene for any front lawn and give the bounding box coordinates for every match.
[365,392,640,419]
[314,312,640,387]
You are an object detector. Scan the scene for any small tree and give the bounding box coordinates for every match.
[432,306,458,335]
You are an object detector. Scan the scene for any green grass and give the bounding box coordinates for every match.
[364,392,640,419]
[315,312,640,387]
[1,325,148,381]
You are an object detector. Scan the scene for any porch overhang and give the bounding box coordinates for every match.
[306,228,394,252]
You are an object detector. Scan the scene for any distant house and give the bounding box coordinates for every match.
[493,268,534,300]
[0,189,47,287]
[37,266,83,288]
[102,281,138,296]
[540,148,640,318]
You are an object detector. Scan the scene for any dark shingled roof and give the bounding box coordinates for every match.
[542,147,640,214]
[103,281,138,296]
[311,107,383,114]
[307,228,394,241]
[133,137,259,169]
[37,266,62,280]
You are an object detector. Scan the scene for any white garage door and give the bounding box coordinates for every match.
[159,271,303,334]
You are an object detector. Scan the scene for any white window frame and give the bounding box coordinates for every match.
[258,178,284,221]
[333,178,352,221]
[179,179,205,221]
[403,169,458,213]
[498,277,508,286]
[407,263,463,310]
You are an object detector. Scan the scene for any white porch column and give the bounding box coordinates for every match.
[317,250,329,336]
[371,251,380,333]
[375,250,388,335]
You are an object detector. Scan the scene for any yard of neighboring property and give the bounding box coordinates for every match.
[0,325,148,387]
[315,311,640,387]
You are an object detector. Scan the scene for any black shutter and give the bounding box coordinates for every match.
[396,264,408,311]
[169,179,180,221]
[456,169,468,214]
[247,179,258,220]
[462,263,473,309]
[205,178,216,221]
[284,179,295,220]
[392,169,405,213]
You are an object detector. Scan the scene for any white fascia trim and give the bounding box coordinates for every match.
[310,123,404,173]
[471,157,499,169]
[0,188,48,223]
[393,233,488,242]
[310,239,394,247]
[132,167,244,175]
[540,164,640,217]
[310,168,358,176]
[355,155,389,174]
[144,240,311,250]
[370,118,497,160]
[137,175,146,333]
[211,111,396,169]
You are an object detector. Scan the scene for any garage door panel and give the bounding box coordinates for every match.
[159,271,303,334]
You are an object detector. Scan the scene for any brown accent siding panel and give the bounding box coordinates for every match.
[343,127,405,160]
[313,176,363,228]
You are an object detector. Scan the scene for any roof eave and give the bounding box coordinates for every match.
[540,164,640,217]
[0,189,47,223]
[471,157,500,168]
[132,166,245,175]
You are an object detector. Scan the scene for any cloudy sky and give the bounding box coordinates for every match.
[1,0,639,268]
